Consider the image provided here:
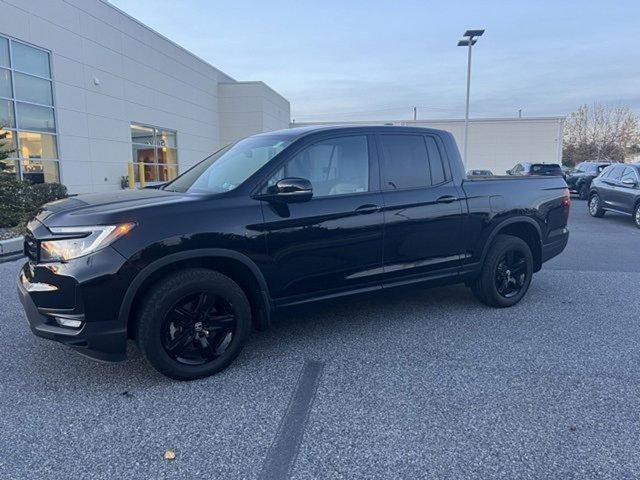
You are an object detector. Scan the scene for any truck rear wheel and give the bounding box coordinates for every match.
[471,235,533,308]
[135,268,251,380]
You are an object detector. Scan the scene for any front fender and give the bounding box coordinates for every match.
[117,248,272,329]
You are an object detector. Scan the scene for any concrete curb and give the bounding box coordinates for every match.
[0,236,24,257]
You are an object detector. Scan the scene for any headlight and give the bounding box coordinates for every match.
[40,223,135,262]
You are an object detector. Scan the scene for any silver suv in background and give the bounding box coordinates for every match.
[588,163,640,228]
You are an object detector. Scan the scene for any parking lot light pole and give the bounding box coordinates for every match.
[457,29,484,167]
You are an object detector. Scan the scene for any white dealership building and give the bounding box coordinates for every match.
[0,0,290,194]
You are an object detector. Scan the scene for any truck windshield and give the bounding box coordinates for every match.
[163,135,292,193]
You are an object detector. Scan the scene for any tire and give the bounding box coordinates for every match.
[135,268,251,380]
[471,234,533,308]
[578,183,589,200]
[588,193,605,217]
[634,203,640,229]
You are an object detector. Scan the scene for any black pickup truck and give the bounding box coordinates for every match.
[18,126,570,379]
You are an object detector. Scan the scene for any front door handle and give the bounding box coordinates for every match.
[355,204,382,215]
[436,195,458,204]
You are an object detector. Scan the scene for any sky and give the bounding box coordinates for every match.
[109,0,640,122]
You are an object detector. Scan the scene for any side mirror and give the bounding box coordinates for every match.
[259,177,313,203]
[621,178,637,187]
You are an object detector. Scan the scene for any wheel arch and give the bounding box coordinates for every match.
[480,217,543,272]
[120,249,272,339]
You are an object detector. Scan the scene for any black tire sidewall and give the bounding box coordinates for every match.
[136,269,251,380]
[476,235,533,308]
[634,204,640,229]
[579,184,588,200]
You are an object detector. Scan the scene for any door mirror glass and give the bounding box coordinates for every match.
[265,177,313,203]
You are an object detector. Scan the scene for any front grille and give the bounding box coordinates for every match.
[24,231,38,262]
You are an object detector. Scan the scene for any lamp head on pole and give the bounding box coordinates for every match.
[457,29,485,47]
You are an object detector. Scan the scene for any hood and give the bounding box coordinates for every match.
[35,188,197,227]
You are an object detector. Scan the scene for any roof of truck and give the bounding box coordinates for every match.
[258,124,449,140]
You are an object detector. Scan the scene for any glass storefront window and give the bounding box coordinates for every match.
[157,130,177,148]
[0,98,15,127]
[18,131,58,159]
[21,159,60,183]
[12,42,50,78]
[14,72,53,106]
[157,146,177,165]
[131,123,178,184]
[0,37,8,68]
[16,102,55,132]
[158,164,177,182]
[0,129,16,154]
[131,124,154,145]
[0,67,12,98]
[0,35,59,184]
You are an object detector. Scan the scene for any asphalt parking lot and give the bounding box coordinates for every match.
[1,199,639,480]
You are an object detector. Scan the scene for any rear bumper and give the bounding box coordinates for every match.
[542,227,569,264]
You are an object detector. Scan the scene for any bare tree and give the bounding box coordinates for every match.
[562,104,639,166]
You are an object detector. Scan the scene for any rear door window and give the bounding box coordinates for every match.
[425,136,447,185]
[609,165,624,181]
[621,167,638,184]
[599,166,613,178]
[379,134,430,190]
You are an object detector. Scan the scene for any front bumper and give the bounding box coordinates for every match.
[18,278,127,361]
[16,244,136,362]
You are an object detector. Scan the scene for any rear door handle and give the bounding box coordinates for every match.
[355,204,382,215]
[436,195,458,204]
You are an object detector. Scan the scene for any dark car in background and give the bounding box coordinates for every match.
[507,162,564,177]
[565,161,610,199]
[467,169,493,176]
[588,163,640,228]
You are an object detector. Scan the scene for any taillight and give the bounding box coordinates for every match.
[562,188,571,209]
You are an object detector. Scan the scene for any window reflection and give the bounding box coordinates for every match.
[16,102,56,132]
[19,131,58,159]
[21,159,60,183]
[12,42,51,78]
[0,67,12,97]
[0,35,59,184]
[14,72,53,105]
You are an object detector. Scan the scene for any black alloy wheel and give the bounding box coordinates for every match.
[162,291,237,365]
[471,234,533,308]
[588,194,605,217]
[494,250,528,299]
[136,268,252,380]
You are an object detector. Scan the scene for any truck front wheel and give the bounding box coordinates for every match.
[135,268,252,380]
[471,235,533,308]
